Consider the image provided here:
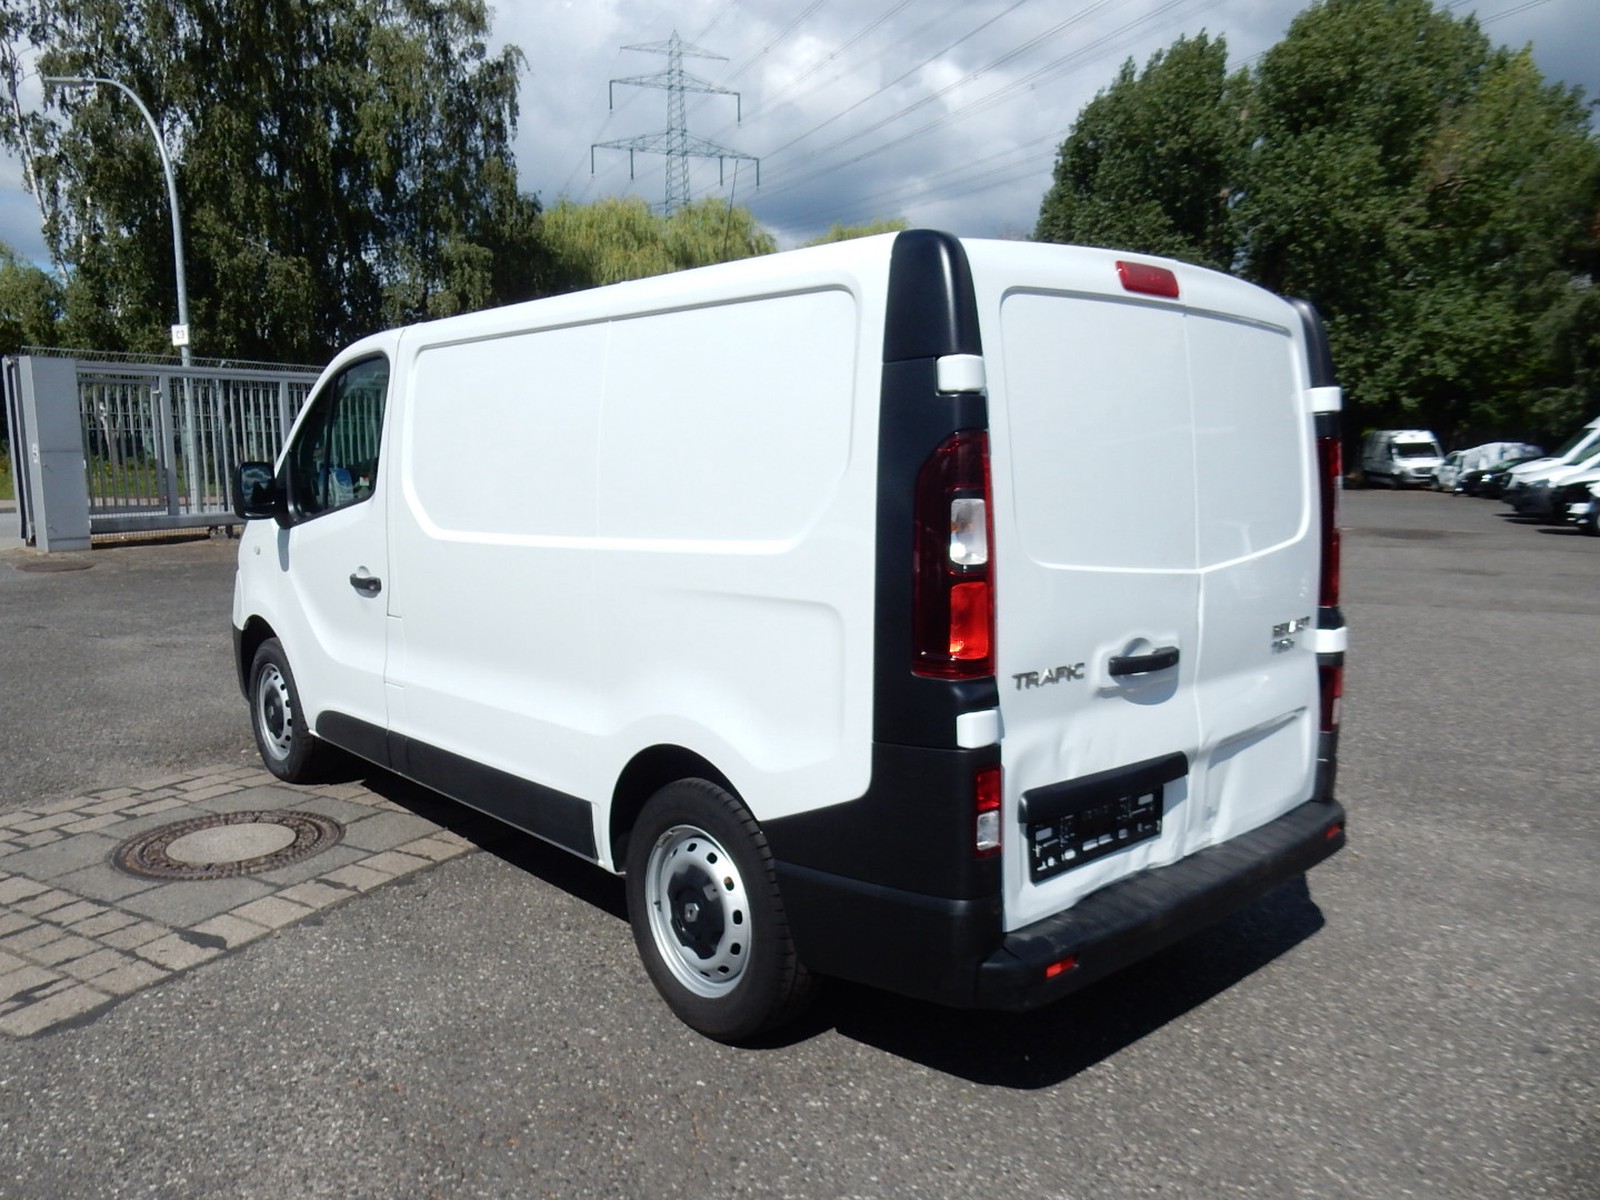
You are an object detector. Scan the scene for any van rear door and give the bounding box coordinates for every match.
[972,245,1319,933]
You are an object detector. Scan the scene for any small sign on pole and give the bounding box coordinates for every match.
[170,324,190,348]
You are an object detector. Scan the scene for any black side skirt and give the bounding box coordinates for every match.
[315,711,597,861]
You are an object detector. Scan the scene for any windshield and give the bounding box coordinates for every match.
[1395,441,1441,459]
[1549,425,1599,458]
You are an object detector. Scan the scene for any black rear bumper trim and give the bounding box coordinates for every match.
[976,798,1345,1009]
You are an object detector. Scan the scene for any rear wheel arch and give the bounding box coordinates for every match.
[609,745,736,869]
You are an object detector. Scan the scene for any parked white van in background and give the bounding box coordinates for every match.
[1360,429,1443,487]
[1503,414,1600,503]
[232,231,1347,1041]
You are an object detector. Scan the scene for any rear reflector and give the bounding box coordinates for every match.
[1319,662,1343,734]
[1045,956,1077,979]
[975,764,1001,857]
[1116,260,1179,299]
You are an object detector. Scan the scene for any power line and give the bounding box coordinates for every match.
[766,0,1121,175]
[758,0,1038,161]
[748,0,1221,206]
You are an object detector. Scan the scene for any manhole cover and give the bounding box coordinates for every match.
[113,811,344,880]
[13,557,94,573]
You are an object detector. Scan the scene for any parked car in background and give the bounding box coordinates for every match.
[1508,447,1600,518]
[1437,441,1544,493]
[1461,455,1544,498]
[1581,482,1600,536]
[1433,450,1468,492]
[1550,468,1600,531]
[1362,429,1443,488]
[1502,415,1600,503]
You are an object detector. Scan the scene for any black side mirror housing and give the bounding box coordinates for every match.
[233,462,283,522]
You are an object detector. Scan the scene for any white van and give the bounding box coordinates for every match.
[1503,414,1600,501]
[1360,429,1443,487]
[232,232,1347,1041]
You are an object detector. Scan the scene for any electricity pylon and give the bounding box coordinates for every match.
[591,30,759,213]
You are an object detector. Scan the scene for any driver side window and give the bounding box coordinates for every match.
[287,357,389,520]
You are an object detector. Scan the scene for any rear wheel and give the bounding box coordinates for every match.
[249,638,329,783]
[625,779,816,1042]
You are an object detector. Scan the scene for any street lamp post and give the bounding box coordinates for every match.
[42,74,192,368]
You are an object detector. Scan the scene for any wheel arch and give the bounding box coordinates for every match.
[609,745,738,870]
[236,615,279,697]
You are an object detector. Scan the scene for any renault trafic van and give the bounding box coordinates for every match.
[232,232,1347,1041]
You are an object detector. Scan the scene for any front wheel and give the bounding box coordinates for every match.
[249,638,329,783]
[625,780,817,1042]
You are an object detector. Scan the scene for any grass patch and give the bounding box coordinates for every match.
[0,444,12,502]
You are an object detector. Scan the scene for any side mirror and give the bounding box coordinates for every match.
[233,462,282,521]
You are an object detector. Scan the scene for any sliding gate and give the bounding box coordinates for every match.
[4,352,320,549]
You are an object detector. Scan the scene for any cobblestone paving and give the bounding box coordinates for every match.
[0,765,474,1037]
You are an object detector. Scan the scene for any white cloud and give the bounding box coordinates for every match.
[2,0,1593,263]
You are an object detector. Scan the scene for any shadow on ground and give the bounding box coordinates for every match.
[350,759,1326,1089]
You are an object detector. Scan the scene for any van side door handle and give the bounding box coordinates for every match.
[1108,645,1179,677]
[349,570,382,596]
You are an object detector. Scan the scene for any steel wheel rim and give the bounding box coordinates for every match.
[644,824,751,998]
[255,663,295,762]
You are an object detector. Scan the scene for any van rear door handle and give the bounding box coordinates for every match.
[349,571,382,596]
[1109,646,1179,677]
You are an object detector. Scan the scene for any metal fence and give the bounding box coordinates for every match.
[5,353,322,547]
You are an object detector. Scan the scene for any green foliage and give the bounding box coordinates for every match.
[803,218,908,246]
[0,243,62,447]
[0,0,549,363]
[0,243,63,354]
[1035,34,1247,271]
[1034,0,1600,444]
[541,196,776,290]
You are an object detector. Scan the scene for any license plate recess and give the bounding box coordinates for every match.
[1020,752,1189,884]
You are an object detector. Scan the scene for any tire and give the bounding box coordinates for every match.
[248,638,329,783]
[625,779,817,1042]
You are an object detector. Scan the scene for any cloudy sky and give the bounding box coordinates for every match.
[1,0,1595,261]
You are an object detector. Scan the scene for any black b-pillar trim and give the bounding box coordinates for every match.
[874,230,999,748]
[761,230,1005,994]
[1291,297,1344,805]
[882,229,982,363]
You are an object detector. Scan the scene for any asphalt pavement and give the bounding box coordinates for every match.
[0,489,1595,1199]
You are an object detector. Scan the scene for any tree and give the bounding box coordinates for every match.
[1034,34,1247,271]
[0,241,62,448]
[1033,0,1600,445]
[0,0,550,363]
[803,218,908,246]
[541,196,775,291]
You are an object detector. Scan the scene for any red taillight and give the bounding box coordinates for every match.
[1045,956,1078,980]
[913,430,995,679]
[974,763,1001,858]
[1116,260,1180,299]
[1317,435,1342,609]
[1319,662,1343,734]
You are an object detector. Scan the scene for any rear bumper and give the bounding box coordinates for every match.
[976,798,1345,1009]
[776,797,1345,1011]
